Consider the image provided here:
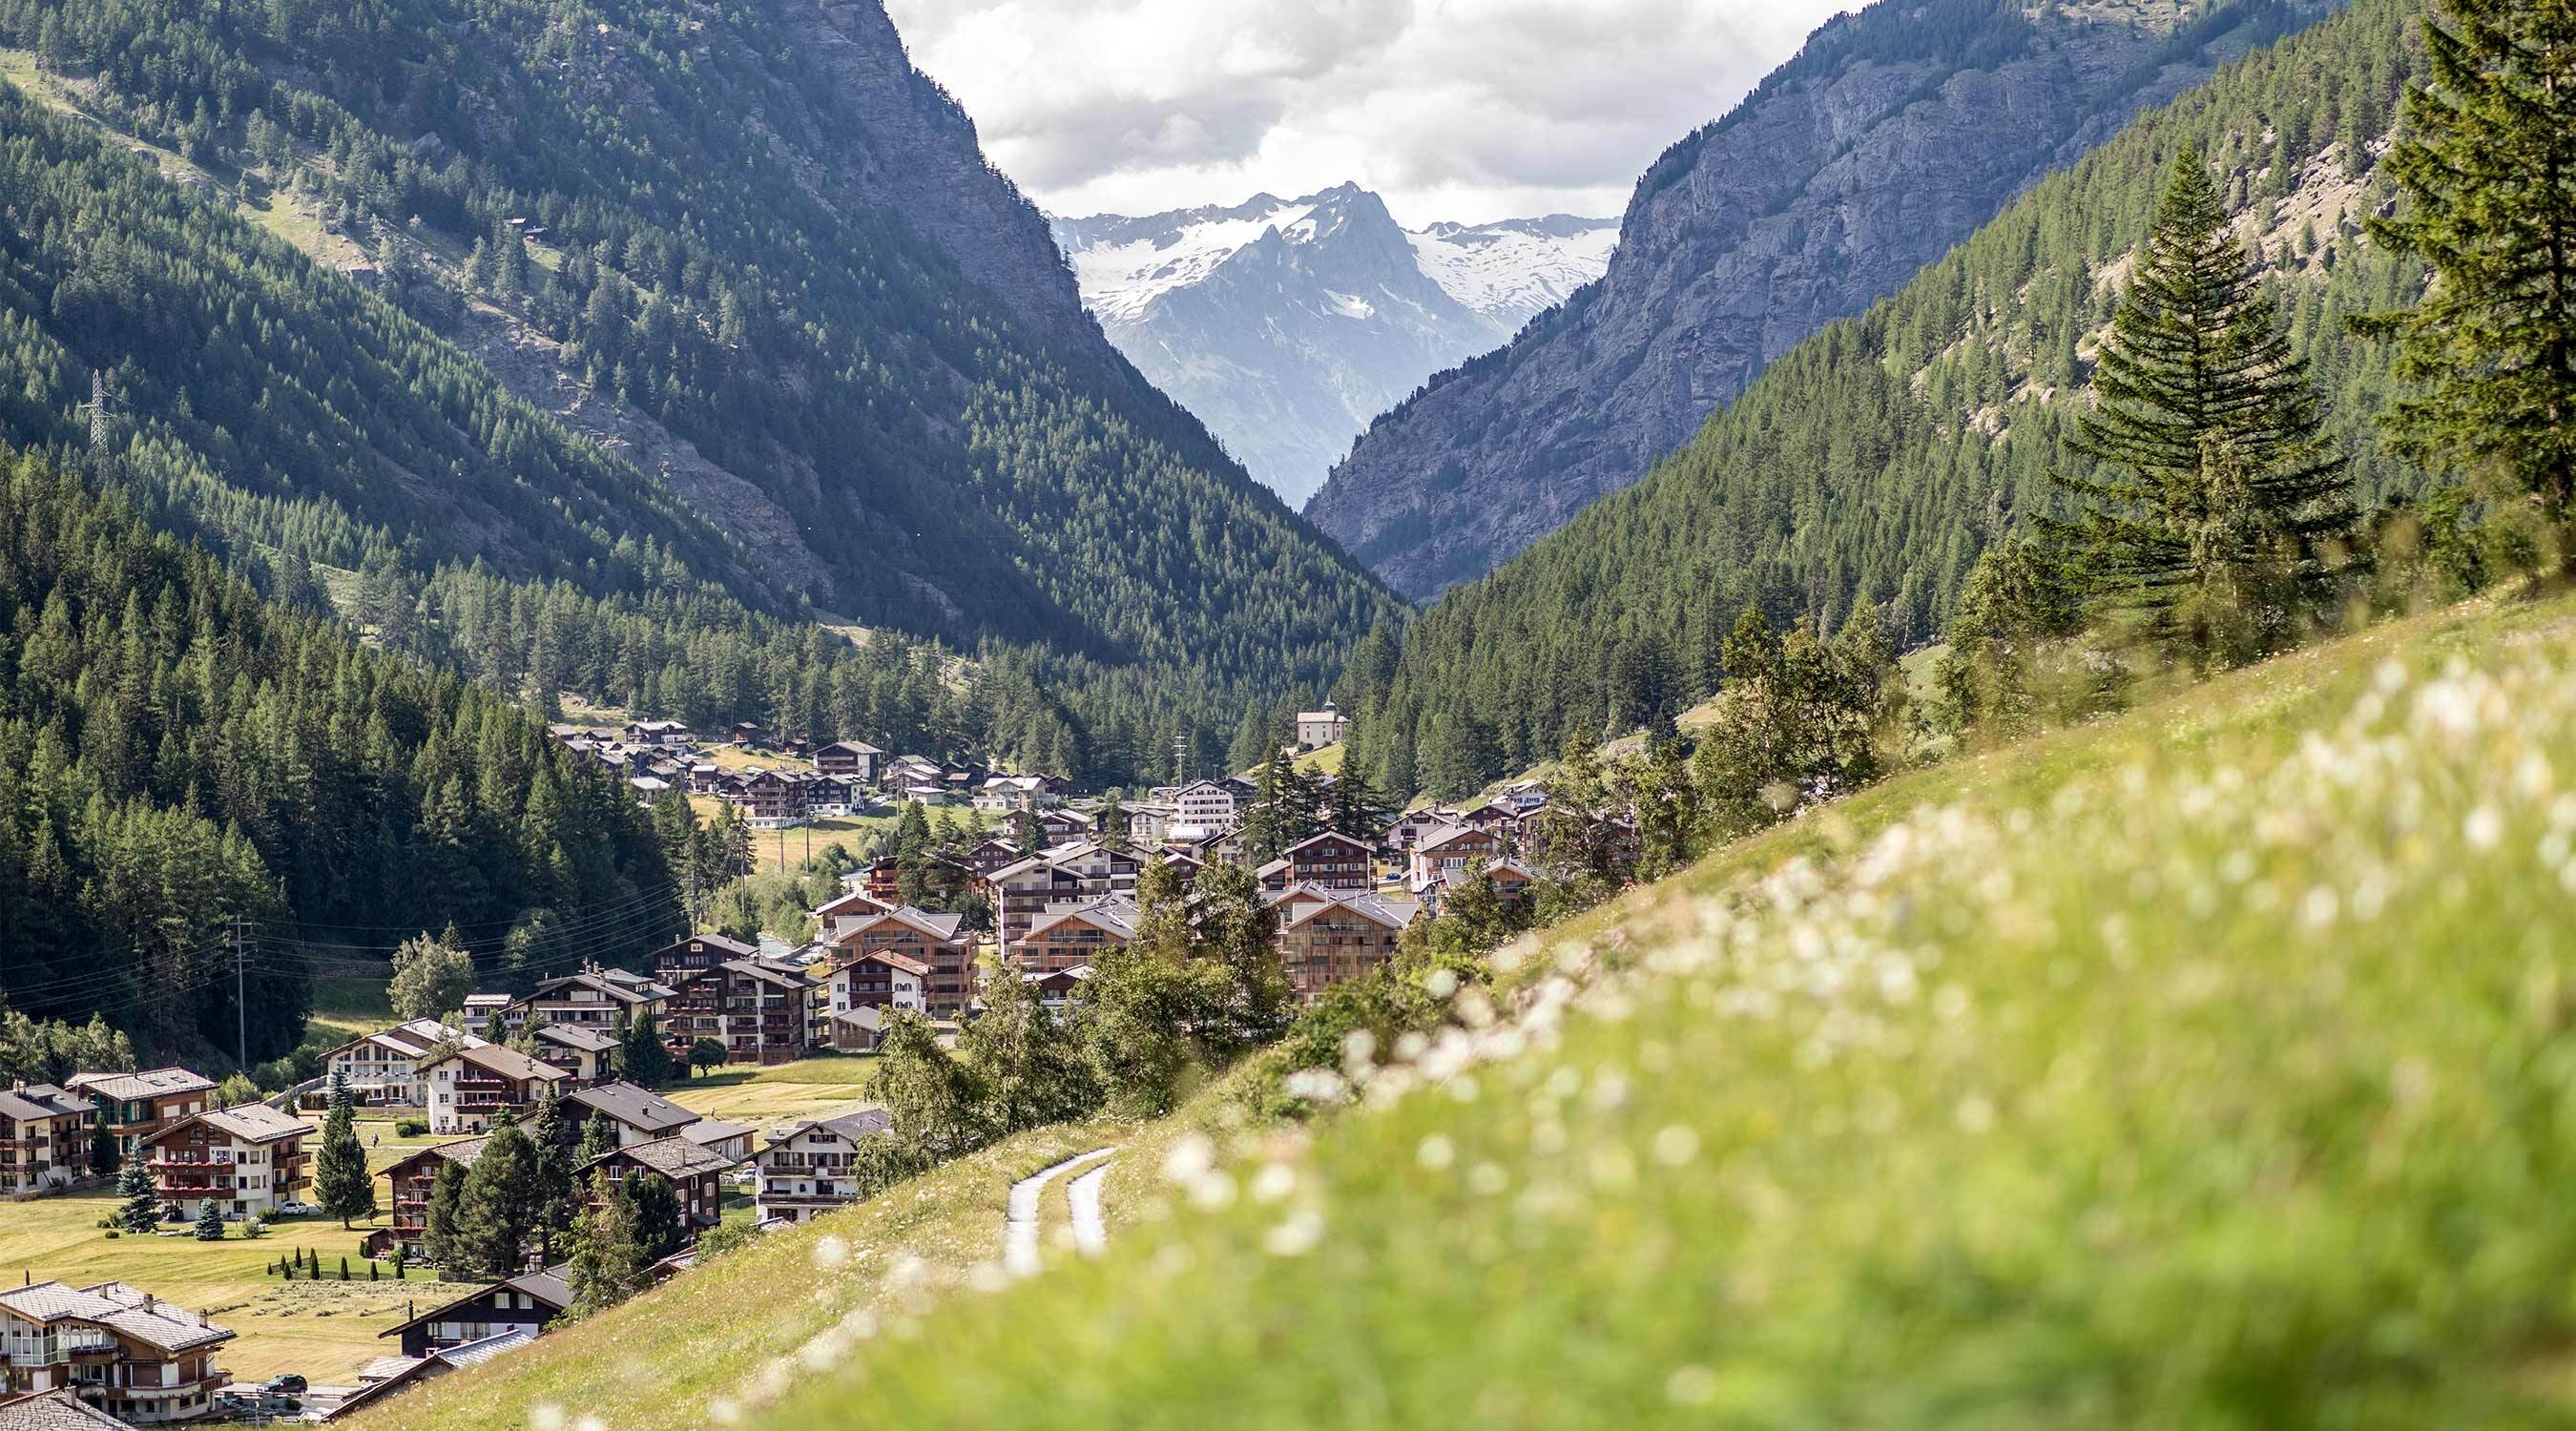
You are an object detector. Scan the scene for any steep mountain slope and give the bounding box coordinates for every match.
[1306,0,2336,599]
[1054,187,1612,504]
[0,0,1400,778]
[1344,0,2425,795]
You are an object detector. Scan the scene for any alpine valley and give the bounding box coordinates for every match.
[1053,187,1616,506]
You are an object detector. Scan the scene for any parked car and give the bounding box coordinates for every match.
[274,1200,315,1216]
[265,1373,307,1394]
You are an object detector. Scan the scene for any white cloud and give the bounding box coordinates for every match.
[881,0,1856,225]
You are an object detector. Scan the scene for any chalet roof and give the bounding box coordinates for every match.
[766,1107,892,1147]
[0,1282,235,1354]
[436,1323,539,1368]
[65,1068,214,1102]
[715,957,816,989]
[679,1117,752,1151]
[833,946,931,978]
[1023,965,1092,988]
[0,1388,132,1429]
[591,1133,737,1179]
[831,906,965,944]
[1286,830,1371,854]
[384,1135,491,1178]
[662,932,759,961]
[319,1018,478,1065]
[523,969,672,1008]
[378,1269,571,1341]
[817,739,885,757]
[814,889,894,920]
[1256,859,1291,878]
[1415,824,1491,854]
[161,1103,306,1147]
[423,1044,570,1085]
[567,1082,699,1136]
[0,1086,92,1121]
[1025,899,1138,942]
[534,1024,620,1054]
[1282,891,1422,932]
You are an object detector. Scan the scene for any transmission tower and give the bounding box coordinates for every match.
[80,369,112,458]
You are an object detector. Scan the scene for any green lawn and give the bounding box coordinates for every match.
[666,1058,881,1130]
[0,1193,416,1385]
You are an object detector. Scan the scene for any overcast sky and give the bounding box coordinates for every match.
[880,0,1857,227]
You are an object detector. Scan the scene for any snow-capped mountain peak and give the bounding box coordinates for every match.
[1050,184,1615,504]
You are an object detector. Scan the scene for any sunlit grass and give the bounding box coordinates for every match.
[744,590,2576,1430]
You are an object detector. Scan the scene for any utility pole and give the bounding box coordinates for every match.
[233,916,248,1075]
[81,369,111,460]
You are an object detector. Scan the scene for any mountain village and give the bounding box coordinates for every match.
[0,700,1648,1424]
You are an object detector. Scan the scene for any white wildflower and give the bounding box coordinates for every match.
[2465,805,2504,850]
[1666,1365,1720,1406]
[1652,1125,1701,1168]
[1417,1134,1456,1172]
[1250,1163,1298,1205]
[1161,1133,1217,1185]
[1264,1210,1325,1257]
[810,1234,850,1272]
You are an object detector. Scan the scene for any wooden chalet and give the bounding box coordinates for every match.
[379,1268,571,1358]
[580,1136,735,1232]
[63,1068,214,1160]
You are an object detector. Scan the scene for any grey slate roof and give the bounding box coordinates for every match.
[567,1081,699,1136]
[592,1133,737,1179]
[65,1067,214,1101]
[0,1389,131,1430]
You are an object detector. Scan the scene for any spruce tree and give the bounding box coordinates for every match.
[2357,0,2576,529]
[527,1084,575,1254]
[116,1157,159,1233]
[314,1097,375,1228]
[2054,149,2353,660]
[455,1113,538,1276]
[567,1171,645,1314]
[196,1200,225,1240]
[622,1172,689,1263]
[423,1157,467,1269]
[623,1014,672,1087]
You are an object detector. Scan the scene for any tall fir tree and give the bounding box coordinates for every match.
[566,1170,645,1314]
[455,1111,539,1276]
[314,1097,374,1228]
[423,1158,467,1267]
[116,1157,159,1233]
[2054,149,2354,661]
[2357,0,2576,530]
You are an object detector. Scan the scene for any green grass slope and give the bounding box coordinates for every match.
[723,589,2576,1430]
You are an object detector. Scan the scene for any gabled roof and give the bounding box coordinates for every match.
[832,946,931,978]
[765,1107,892,1147]
[319,1018,479,1066]
[659,932,759,961]
[814,889,894,920]
[1281,890,1423,932]
[421,1044,569,1084]
[522,969,672,1008]
[589,1133,737,1179]
[377,1269,572,1340]
[0,1085,92,1121]
[817,739,885,757]
[0,1282,235,1354]
[679,1117,752,1151]
[1415,824,1493,854]
[1287,830,1372,854]
[1025,900,1138,942]
[149,1103,306,1147]
[534,1024,620,1054]
[65,1067,214,1102]
[383,1135,491,1179]
[566,1082,699,1136]
[0,1388,130,1429]
[830,905,966,945]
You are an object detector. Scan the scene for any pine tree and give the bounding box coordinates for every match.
[455,1113,539,1275]
[527,1084,575,1254]
[424,1159,466,1266]
[567,1170,645,1314]
[622,1172,689,1263]
[116,1157,159,1233]
[196,1200,225,1240]
[314,1097,374,1228]
[576,1103,621,1165]
[622,1013,672,1087]
[2054,149,2354,661]
[2356,0,2576,532]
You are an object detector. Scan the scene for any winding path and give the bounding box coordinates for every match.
[1065,1160,1112,1256]
[1004,1148,1114,1277]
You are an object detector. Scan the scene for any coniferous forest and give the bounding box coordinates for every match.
[0,453,677,1066]
[1345,0,2437,797]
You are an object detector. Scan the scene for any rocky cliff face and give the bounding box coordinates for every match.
[1304,0,2318,600]
[1054,186,1613,505]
